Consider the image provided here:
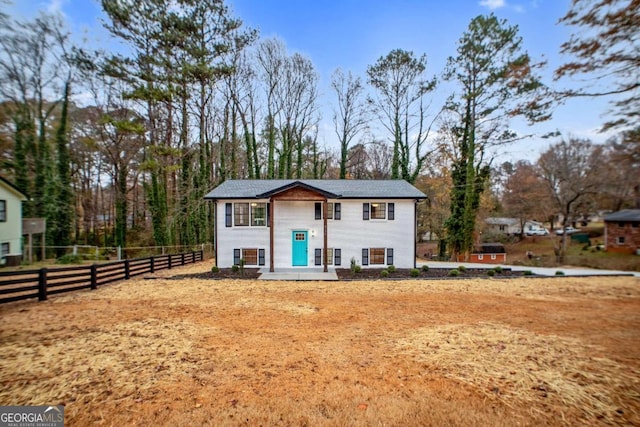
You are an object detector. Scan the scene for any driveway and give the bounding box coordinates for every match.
[419,261,640,278]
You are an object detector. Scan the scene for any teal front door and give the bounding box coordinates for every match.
[292,231,308,266]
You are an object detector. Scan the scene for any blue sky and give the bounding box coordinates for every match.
[7,0,618,162]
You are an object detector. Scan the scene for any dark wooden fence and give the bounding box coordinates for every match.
[0,250,203,305]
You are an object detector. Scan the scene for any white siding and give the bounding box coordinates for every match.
[0,183,25,258]
[215,198,417,269]
[327,199,416,269]
[215,200,270,267]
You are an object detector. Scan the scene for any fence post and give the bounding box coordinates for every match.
[73,245,78,256]
[200,250,203,262]
[38,268,48,301]
[124,259,130,280]
[117,246,122,261]
[150,256,155,273]
[181,253,185,266]
[168,255,172,270]
[90,264,97,290]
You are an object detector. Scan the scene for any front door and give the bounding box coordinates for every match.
[292,230,308,266]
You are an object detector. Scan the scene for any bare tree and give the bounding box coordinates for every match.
[501,160,552,238]
[331,68,369,179]
[255,38,286,178]
[366,49,437,183]
[537,137,606,261]
[555,0,639,130]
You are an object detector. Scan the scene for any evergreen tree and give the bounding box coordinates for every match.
[443,14,551,259]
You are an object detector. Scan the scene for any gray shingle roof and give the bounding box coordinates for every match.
[204,179,427,200]
[604,209,640,222]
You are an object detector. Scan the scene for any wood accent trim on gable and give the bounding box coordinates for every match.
[270,187,328,201]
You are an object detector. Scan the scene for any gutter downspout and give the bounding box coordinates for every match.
[269,198,275,272]
[414,199,418,269]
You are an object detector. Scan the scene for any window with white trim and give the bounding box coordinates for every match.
[315,202,341,220]
[363,202,394,220]
[370,203,386,220]
[315,248,341,266]
[233,248,265,265]
[616,236,625,244]
[229,202,267,227]
[250,203,266,226]
[242,248,258,265]
[1,242,9,256]
[362,248,393,265]
[234,203,249,226]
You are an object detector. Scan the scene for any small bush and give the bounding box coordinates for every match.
[487,269,495,276]
[410,268,420,277]
[555,270,565,276]
[493,266,503,274]
[354,265,362,273]
[448,269,460,277]
[387,265,396,273]
[523,270,533,276]
[211,265,219,273]
[380,269,389,278]
[55,254,83,265]
[421,265,429,272]
[458,265,467,272]
[350,257,360,274]
[231,265,239,273]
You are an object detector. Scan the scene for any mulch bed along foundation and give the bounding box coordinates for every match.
[174,267,530,280]
[335,267,529,280]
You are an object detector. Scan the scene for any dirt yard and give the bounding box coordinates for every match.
[1,263,639,426]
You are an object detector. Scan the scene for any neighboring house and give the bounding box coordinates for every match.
[485,217,547,236]
[485,217,521,235]
[0,176,28,266]
[204,180,427,271]
[604,209,640,254]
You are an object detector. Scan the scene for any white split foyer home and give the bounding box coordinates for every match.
[204,180,427,271]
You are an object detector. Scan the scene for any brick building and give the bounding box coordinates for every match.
[604,209,640,254]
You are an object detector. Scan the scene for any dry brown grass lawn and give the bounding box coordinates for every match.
[1,263,639,426]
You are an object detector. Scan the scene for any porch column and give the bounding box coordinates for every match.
[323,199,328,272]
[269,198,275,272]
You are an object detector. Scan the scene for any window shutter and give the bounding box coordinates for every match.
[315,202,322,220]
[315,248,322,266]
[334,203,341,220]
[386,248,394,265]
[225,203,232,227]
[258,249,265,266]
[388,203,395,220]
[363,203,369,220]
[334,249,341,266]
[362,248,369,265]
[233,249,241,265]
[266,203,270,227]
